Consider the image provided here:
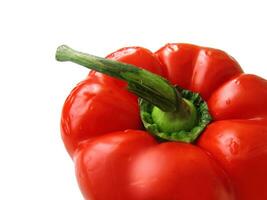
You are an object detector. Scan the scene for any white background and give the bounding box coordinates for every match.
[0,0,267,199]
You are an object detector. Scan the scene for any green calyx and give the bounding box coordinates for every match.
[140,87,212,143]
[151,98,197,133]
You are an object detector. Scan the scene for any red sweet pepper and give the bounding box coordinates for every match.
[56,43,267,200]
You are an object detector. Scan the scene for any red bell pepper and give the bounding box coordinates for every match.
[56,43,267,200]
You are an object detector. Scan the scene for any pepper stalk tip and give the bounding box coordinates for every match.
[56,45,73,62]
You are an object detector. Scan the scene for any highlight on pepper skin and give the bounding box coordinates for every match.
[56,43,267,200]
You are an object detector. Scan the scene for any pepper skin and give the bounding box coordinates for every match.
[58,43,267,200]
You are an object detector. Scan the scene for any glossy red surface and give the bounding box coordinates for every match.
[198,119,267,200]
[61,43,267,200]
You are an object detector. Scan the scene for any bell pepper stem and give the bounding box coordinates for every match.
[56,45,182,112]
[56,45,212,143]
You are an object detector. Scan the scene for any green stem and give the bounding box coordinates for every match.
[56,45,181,112]
[56,45,212,143]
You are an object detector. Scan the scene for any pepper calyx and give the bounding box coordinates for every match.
[139,87,212,143]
